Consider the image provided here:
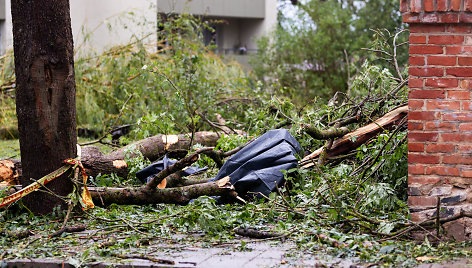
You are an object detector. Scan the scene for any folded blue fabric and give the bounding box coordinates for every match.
[210,129,301,199]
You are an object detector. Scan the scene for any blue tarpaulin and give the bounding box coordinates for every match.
[210,129,301,199]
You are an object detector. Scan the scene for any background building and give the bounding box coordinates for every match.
[0,0,277,67]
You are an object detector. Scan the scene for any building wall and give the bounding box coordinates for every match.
[402,0,472,240]
[0,0,276,66]
[70,0,157,56]
[156,0,266,19]
[1,0,156,55]
[157,0,277,54]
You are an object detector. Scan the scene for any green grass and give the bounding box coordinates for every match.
[0,139,19,159]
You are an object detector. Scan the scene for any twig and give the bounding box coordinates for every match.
[50,224,87,238]
[111,253,175,265]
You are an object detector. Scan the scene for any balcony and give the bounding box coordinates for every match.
[157,0,265,19]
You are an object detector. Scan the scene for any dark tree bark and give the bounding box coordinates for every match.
[11,0,77,214]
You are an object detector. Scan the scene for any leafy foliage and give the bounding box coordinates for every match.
[252,0,406,102]
[75,14,263,138]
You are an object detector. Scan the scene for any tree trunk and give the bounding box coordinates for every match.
[11,0,77,214]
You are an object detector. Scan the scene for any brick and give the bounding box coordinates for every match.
[410,45,443,55]
[409,100,424,110]
[426,100,461,110]
[409,111,440,120]
[409,142,425,152]
[409,164,424,174]
[446,46,472,55]
[460,80,472,89]
[448,25,472,33]
[465,36,472,45]
[404,14,421,23]
[423,13,439,23]
[410,56,425,65]
[443,112,472,122]
[443,112,472,121]
[448,91,471,100]
[441,133,472,142]
[409,132,438,142]
[410,35,427,44]
[450,0,462,11]
[425,166,459,176]
[446,67,472,77]
[400,0,409,12]
[466,0,472,11]
[408,153,440,164]
[425,144,456,153]
[461,13,472,23]
[425,78,458,88]
[410,0,422,12]
[410,24,446,33]
[409,78,424,88]
[410,89,445,99]
[408,121,424,130]
[427,56,457,66]
[409,176,441,184]
[440,13,460,23]
[437,0,448,11]
[443,155,472,165]
[459,123,472,131]
[461,169,472,177]
[410,67,444,77]
[424,121,456,131]
[458,57,472,65]
[408,196,438,207]
[462,102,472,110]
[429,35,464,45]
[424,0,434,11]
[458,145,472,153]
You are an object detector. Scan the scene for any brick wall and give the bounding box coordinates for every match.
[402,0,472,238]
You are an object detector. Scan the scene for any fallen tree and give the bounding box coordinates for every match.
[1,107,407,188]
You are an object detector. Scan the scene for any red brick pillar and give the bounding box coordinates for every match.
[402,0,472,238]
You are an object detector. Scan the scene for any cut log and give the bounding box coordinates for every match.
[301,105,408,169]
[0,159,21,186]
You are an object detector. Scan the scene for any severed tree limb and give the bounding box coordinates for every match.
[300,105,408,169]
[0,229,33,239]
[0,159,20,186]
[49,224,86,238]
[88,177,237,206]
[302,125,350,140]
[235,228,283,239]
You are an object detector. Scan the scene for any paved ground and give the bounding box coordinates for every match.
[2,239,358,267]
